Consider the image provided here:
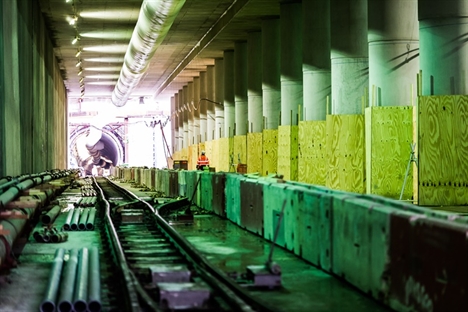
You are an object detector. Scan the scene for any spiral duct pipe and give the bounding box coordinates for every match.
[111,0,186,107]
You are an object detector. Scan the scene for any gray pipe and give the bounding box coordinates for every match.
[88,247,102,312]
[73,248,89,312]
[58,249,79,312]
[78,209,90,231]
[63,209,75,231]
[40,248,65,312]
[111,0,186,107]
[70,209,82,231]
[42,205,61,225]
[86,208,97,230]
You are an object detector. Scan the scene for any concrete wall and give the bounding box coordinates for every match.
[0,0,68,177]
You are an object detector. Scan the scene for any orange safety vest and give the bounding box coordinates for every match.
[197,155,209,166]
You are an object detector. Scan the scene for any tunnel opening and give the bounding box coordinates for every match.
[69,124,125,176]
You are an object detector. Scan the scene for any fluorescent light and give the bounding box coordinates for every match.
[75,49,81,57]
[78,68,83,76]
[75,60,82,67]
[72,36,79,44]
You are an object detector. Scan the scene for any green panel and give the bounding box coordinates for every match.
[195,171,202,207]
[263,183,288,248]
[0,0,4,176]
[300,188,333,272]
[185,171,199,204]
[200,172,213,211]
[178,170,187,197]
[225,174,244,225]
[331,196,392,297]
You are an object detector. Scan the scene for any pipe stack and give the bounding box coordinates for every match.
[33,227,68,243]
[63,208,97,231]
[40,247,102,312]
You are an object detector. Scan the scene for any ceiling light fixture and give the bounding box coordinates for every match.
[72,36,80,44]
[75,49,81,57]
[75,60,82,67]
[78,67,83,76]
[66,0,72,3]
[79,77,84,83]
[69,16,77,25]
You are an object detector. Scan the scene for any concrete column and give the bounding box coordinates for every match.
[419,0,468,95]
[193,76,200,144]
[206,65,216,141]
[223,50,235,137]
[182,86,189,148]
[281,1,303,125]
[262,18,281,130]
[177,91,184,151]
[174,93,180,151]
[331,0,368,114]
[214,59,224,139]
[199,71,207,142]
[369,0,419,106]
[235,42,248,135]
[187,81,194,145]
[303,0,330,120]
[248,32,263,133]
[170,96,176,153]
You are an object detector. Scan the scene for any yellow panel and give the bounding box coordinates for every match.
[277,125,298,181]
[188,144,199,170]
[218,137,231,172]
[204,141,213,168]
[262,129,278,175]
[365,106,413,199]
[181,148,188,160]
[247,132,263,174]
[418,95,468,205]
[326,115,365,193]
[233,135,247,165]
[212,139,219,171]
[298,121,326,185]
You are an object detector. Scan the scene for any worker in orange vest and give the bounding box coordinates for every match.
[196,150,209,170]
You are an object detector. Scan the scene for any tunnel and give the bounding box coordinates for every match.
[69,125,125,176]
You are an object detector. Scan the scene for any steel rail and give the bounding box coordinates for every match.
[92,177,143,312]
[103,177,277,312]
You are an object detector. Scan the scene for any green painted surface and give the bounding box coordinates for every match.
[225,174,243,225]
[200,172,213,211]
[263,182,289,248]
[178,170,186,197]
[331,196,392,298]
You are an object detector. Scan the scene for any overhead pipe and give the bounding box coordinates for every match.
[40,248,65,312]
[111,0,186,107]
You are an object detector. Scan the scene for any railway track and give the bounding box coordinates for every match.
[94,177,276,312]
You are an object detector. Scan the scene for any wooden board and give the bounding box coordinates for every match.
[365,106,413,199]
[204,141,213,169]
[181,148,188,160]
[326,115,365,193]
[263,129,278,176]
[298,121,327,185]
[212,139,219,172]
[418,95,468,205]
[218,137,231,172]
[233,135,247,165]
[247,132,263,174]
[277,125,298,181]
[188,144,199,170]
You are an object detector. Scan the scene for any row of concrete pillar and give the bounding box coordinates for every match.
[171,0,468,151]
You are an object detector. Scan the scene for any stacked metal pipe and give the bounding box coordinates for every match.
[63,208,97,231]
[33,227,68,243]
[40,247,102,312]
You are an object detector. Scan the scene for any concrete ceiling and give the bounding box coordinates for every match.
[38,0,281,104]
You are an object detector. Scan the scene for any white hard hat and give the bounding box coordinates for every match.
[201,150,205,155]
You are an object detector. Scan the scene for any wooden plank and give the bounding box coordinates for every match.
[418,95,468,205]
[298,121,327,185]
[218,137,230,172]
[233,135,247,165]
[204,140,213,168]
[277,126,298,181]
[247,132,263,174]
[212,139,219,172]
[365,106,413,199]
[262,129,278,176]
[326,115,365,193]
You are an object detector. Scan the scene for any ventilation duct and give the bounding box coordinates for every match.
[111,0,186,107]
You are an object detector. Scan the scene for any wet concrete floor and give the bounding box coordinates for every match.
[172,215,391,312]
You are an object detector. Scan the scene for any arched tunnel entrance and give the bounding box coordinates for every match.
[69,124,125,176]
